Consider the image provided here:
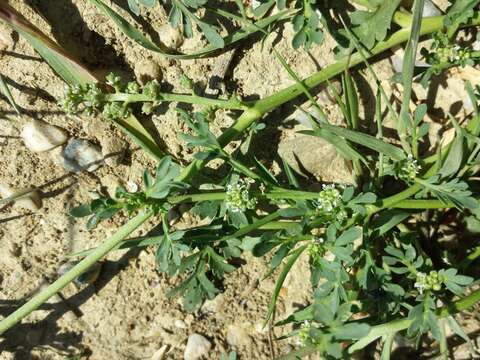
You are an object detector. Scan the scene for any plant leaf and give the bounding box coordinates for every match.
[264,245,307,324]
[0,3,99,86]
[88,0,290,59]
[350,0,402,49]
[0,74,20,114]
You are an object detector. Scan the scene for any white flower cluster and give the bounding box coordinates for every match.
[225,177,257,213]
[298,320,312,345]
[308,237,325,263]
[398,154,421,182]
[437,45,471,64]
[414,270,443,294]
[317,184,342,212]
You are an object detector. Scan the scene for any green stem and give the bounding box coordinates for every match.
[350,287,480,353]
[167,189,320,203]
[0,209,153,335]
[106,93,247,110]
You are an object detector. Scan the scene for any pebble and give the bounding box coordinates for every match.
[278,135,355,184]
[184,333,212,360]
[57,139,104,172]
[423,0,442,17]
[135,59,163,85]
[0,184,42,212]
[126,180,139,193]
[101,137,127,166]
[174,319,187,329]
[21,120,68,153]
[158,24,183,49]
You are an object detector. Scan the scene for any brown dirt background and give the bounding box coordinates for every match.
[0,0,478,359]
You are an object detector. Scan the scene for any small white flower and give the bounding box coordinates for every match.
[225,177,257,212]
[398,154,421,182]
[316,184,342,212]
[414,272,426,295]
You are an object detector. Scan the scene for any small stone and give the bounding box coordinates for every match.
[0,184,42,212]
[21,120,68,153]
[174,319,187,329]
[226,325,251,348]
[58,139,104,172]
[423,0,442,17]
[135,59,163,85]
[159,24,183,49]
[184,333,212,360]
[126,180,139,193]
[101,137,127,166]
[278,135,355,184]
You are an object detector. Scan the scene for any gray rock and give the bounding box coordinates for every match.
[58,139,104,172]
[21,120,68,153]
[423,0,442,17]
[316,81,342,106]
[278,134,355,184]
[184,333,211,360]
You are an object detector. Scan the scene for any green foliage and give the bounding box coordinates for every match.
[444,0,480,37]
[0,73,20,114]
[350,0,401,49]
[70,156,188,228]
[167,0,225,48]
[127,0,156,16]
[291,0,324,49]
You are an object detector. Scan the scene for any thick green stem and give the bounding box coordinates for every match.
[349,287,480,353]
[107,93,248,110]
[0,210,153,335]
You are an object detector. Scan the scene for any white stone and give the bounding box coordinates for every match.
[21,120,68,153]
[126,180,139,193]
[174,319,187,329]
[159,24,184,49]
[184,333,212,360]
[0,184,42,212]
[58,138,104,172]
